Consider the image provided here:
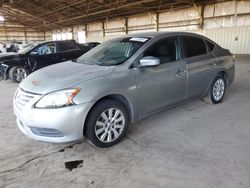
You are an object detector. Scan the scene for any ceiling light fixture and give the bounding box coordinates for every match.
[0,16,5,22]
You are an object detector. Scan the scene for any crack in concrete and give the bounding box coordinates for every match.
[125,135,170,151]
[0,142,81,174]
[232,121,236,127]
[200,133,214,153]
[40,168,47,177]
[125,135,161,149]
[125,135,139,145]
[179,133,215,166]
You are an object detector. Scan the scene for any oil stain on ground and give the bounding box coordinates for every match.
[65,160,83,171]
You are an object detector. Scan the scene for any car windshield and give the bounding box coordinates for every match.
[18,43,39,54]
[77,37,149,66]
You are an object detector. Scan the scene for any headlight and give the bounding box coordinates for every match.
[35,88,81,108]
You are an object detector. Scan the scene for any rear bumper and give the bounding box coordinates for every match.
[227,64,235,86]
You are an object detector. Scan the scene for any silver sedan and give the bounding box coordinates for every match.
[13,32,235,147]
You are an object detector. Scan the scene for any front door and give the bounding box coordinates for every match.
[134,37,187,116]
[28,42,58,71]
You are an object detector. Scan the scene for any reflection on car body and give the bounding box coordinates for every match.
[0,40,89,82]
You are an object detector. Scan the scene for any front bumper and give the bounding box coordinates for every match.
[0,64,8,79]
[13,89,94,143]
[0,65,5,79]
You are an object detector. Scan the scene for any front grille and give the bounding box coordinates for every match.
[15,88,39,111]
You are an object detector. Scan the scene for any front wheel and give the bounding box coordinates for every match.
[85,99,129,147]
[208,75,226,104]
[9,66,28,83]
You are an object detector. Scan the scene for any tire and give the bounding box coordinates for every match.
[9,66,28,83]
[207,74,226,104]
[85,99,129,147]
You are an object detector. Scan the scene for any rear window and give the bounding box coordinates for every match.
[58,41,80,52]
[183,37,207,58]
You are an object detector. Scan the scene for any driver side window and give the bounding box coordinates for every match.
[144,37,179,64]
[33,43,56,55]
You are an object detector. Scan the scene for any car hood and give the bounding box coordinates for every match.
[20,61,115,94]
[0,53,19,60]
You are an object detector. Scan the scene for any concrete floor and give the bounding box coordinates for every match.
[0,55,250,188]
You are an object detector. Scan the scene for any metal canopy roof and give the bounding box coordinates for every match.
[0,0,228,31]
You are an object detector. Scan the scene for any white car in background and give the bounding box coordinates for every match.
[0,43,6,53]
[18,43,31,51]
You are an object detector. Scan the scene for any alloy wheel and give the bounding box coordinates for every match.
[95,108,125,143]
[212,78,225,101]
[13,67,27,82]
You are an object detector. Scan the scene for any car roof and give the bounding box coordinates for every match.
[125,31,207,39]
[38,40,76,45]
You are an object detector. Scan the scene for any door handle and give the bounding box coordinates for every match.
[176,69,186,76]
[209,62,217,67]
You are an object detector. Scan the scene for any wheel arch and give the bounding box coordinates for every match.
[203,70,228,97]
[83,94,134,135]
[218,71,229,86]
[5,63,29,79]
[3,66,11,79]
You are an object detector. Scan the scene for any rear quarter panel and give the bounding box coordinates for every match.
[213,46,235,86]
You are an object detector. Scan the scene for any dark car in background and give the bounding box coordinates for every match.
[82,42,100,49]
[0,40,89,82]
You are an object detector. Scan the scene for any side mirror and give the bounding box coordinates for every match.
[139,56,160,67]
[30,51,38,56]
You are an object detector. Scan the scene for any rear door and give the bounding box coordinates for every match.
[134,37,187,115]
[57,41,84,62]
[182,36,217,98]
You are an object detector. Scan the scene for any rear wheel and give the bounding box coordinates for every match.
[85,99,129,147]
[9,66,28,83]
[207,75,226,104]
